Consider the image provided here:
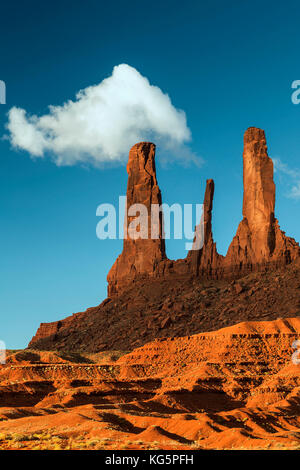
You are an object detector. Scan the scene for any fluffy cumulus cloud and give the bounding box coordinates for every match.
[6,64,193,166]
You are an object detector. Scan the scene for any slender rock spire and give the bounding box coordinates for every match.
[225,127,299,270]
[107,142,165,295]
[187,179,221,276]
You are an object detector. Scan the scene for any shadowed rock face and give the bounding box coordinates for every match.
[186,178,221,276]
[107,127,300,294]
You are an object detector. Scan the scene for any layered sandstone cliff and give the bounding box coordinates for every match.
[4,318,300,450]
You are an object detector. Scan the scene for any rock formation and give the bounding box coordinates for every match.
[29,257,300,352]
[107,126,300,295]
[107,142,166,295]
[29,126,300,351]
[186,178,222,277]
[107,146,223,293]
[4,318,300,450]
[225,127,299,274]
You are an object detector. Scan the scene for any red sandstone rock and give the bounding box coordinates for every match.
[107,128,300,297]
[29,257,300,352]
[3,318,300,450]
[186,178,222,276]
[225,127,300,273]
[160,316,171,329]
[107,142,166,295]
[234,283,244,294]
[29,127,300,350]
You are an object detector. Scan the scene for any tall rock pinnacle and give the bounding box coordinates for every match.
[107,142,166,295]
[242,127,276,259]
[202,178,215,245]
[187,179,221,276]
[225,127,299,271]
[107,128,300,295]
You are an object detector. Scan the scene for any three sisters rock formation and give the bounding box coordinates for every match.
[29,127,300,350]
[107,127,300,295]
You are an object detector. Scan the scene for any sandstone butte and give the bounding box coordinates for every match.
[28,126,300,351]
[107,126,299,295]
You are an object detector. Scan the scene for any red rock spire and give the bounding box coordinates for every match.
[108,128,300,294]
[187,179,221,276]
[225,127,299,271]
[107,142,166,295]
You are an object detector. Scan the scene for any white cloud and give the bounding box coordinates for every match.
[290,182,300,199]
[272,156,300,199]
[6,64,194,166]
[273,157,300,179]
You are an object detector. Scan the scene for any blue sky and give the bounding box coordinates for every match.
[1,0,300,348]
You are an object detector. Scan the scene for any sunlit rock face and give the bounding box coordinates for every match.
[107,142,166,295]
[225,127,299,273]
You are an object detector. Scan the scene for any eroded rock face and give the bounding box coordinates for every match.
[226,127,275,265]
[243,127,276,257]
[5,318,300,451]
[186,179,222,276]
[29,259,300,352]
[225,127,300,273]
[29,127,300,350]
[107,128,300,294]
[107,142,166,295]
